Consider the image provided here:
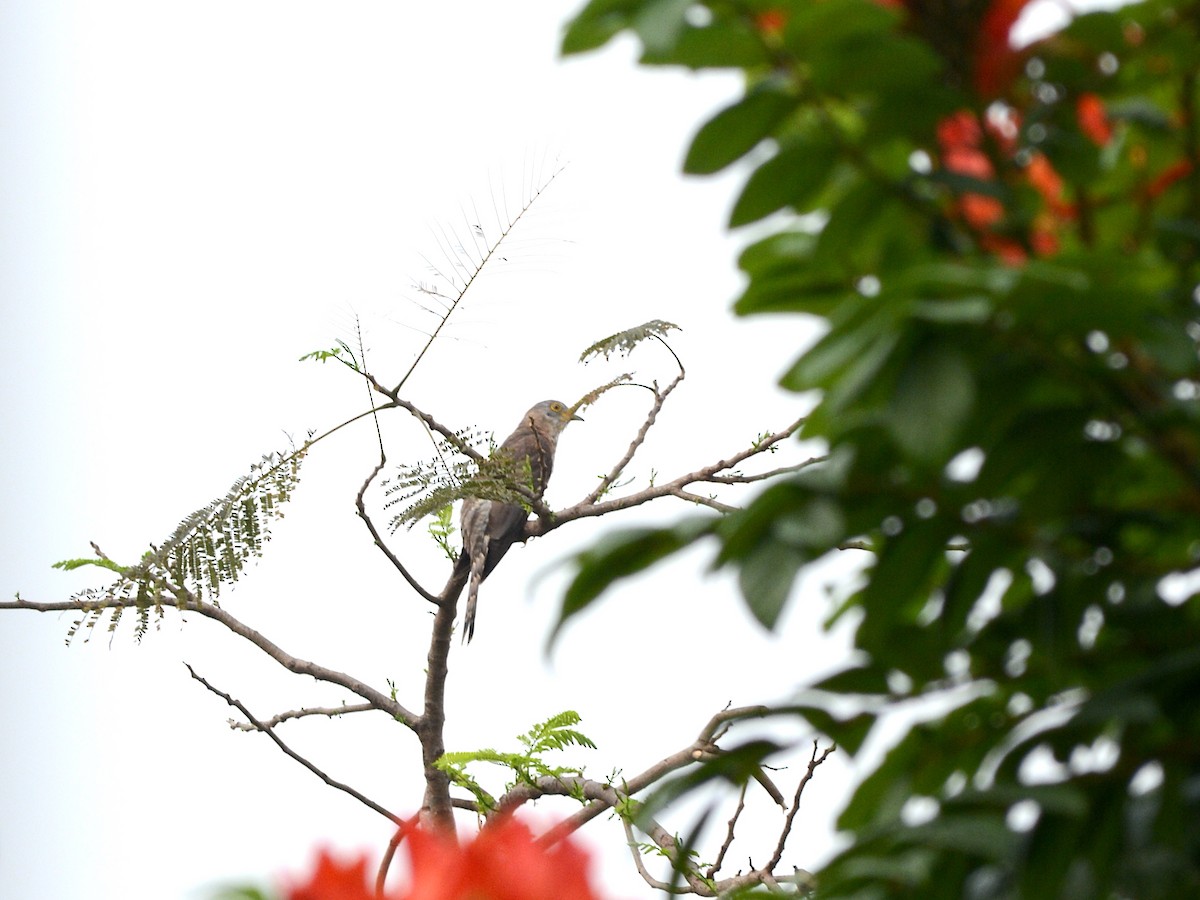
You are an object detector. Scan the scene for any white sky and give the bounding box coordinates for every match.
[0,2,876,897]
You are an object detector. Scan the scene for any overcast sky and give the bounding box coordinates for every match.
[0,1,1070,896]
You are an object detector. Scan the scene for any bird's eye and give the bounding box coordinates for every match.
[550,402,562,411]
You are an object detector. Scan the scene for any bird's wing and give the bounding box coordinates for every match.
[481,501,527,579]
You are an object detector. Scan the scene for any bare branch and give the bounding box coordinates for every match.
[357,457,441,604]
[526,420,809,539]
[669,488,738,514]
[185,663,402,825]
[621,817,682,893]
[584,369,685,505]
[373,393,487,464]
[227,702,376,732]
[3,593,419,727]
[415,566,469,830]
[707,782,748,879]
[766,740,835,872]
[705,456,828,484]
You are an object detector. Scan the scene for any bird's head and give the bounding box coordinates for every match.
[527,399,584,434]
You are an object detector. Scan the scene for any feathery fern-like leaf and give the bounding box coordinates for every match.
[60,441,309,642]
[579,319,680,363]
[385,432,559,532]
[435,711,597,811]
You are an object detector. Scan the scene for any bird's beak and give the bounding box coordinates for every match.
[570,412,584,423]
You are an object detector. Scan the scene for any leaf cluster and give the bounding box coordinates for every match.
[57,444,308,642]
[384,437,541,533]
[579,319,681,363]
[436,711,597,812]
[562,0,1200,895]
[379,427,501,532]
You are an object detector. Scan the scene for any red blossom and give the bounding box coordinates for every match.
[384,816,604,900]
[755,9,788,36]
[1146,159,1194,199]
[938,110,1004,229]
[974,0,1033,95]
[285,849,385,900]
[1076,93,1114,146]
[935,106,1076,262]
[979,233,1029,265]
[1025,152,1073,217]
[402,818,602,900]
[283,819,605,900]
[874,0,1034,96]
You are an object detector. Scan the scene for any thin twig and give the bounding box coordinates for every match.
[357,457,441,604]
[766,740,836,872]
[392,166,565,396]
[227,702,376,731]
[707,781,748,879]
[375,822,414,900]
[669,488,738,514]
[527,421,809,538]
[585,368,685,505]
[621,817,686,894]
[185,663,402,825]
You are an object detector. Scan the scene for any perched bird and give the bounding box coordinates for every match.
[458,400,582,642]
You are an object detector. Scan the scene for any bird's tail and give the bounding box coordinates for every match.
[462,573,481,644]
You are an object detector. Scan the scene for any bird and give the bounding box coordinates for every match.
[457,400,582,642]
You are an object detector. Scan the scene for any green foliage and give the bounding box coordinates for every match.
[436,711,597,812]
[63,444,308,642]
[563,0,1200,895]
[578,318,681,363]
[52,556,126,575]
[298,339,360,371]
[426,503,457,561]
[382,429,496,530]
[639,738,784,823]
[553,517,713,642]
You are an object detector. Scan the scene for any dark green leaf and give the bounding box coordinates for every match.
[683,81,796,175]
[552,518,713,642]
[729,135,840,227]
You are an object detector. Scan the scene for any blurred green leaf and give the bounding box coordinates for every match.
[684,80,797,175]
[553,517,712,641]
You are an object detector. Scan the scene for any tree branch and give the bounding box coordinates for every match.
[3,593,419,727]
[357,456,441,604]
[707,782,747,880]
[584,368,685,505]
[669,488,738,514]
[226,702,377,732]
[532,705,786,846]
[766,739,835,872]
[185,663,402,825]
[526,420,809,539]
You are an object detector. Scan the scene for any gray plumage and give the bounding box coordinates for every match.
[458,400,581,642]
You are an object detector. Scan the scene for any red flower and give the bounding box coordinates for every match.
[1076,93,1113,146]
[1146,159,1194,199]
[938,110,1004,229]
[935,107,1076,263]
[974,0,1033,95]
[402,818,602,900]
[1025,152,1073,217]
[285,848,384,900]
[284,820,604,899]
[875,0,1034,96]
[755,9,788,37]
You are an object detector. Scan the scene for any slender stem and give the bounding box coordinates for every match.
[186,664,402,825]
